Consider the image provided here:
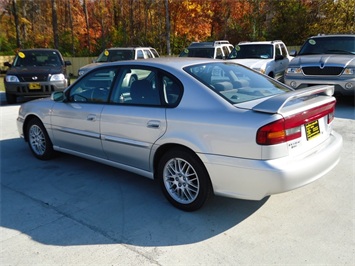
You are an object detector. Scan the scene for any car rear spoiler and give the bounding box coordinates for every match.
[252,85,335,114]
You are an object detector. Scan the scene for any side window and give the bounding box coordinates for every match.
[280,44,288,57]
[144,49,154,58]
[69,67,116,103]
[137,50,144,59]
[150,48,160,58]
[275,44,282,57]
[112,67,160,106]
[222,46,230,57]
[216,48,223,59]
[162,75,183,106]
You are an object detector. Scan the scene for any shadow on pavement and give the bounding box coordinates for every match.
[0,137,268,247]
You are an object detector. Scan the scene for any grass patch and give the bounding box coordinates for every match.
[0,75,4,92]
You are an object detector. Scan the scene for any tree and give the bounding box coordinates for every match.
[165,0,171,55]
[12,0,21,48]
[82,0,91,53]
[0,0,353,56]
[51,0,59,49]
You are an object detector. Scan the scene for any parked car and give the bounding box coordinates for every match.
[284,34,355,97]
[17,58,342,211]
[227,40,293,81]
[3,48,71,104]
[179,40,234,59]
[78,47,160,76]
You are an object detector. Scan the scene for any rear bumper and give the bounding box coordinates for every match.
[200,130,343,200]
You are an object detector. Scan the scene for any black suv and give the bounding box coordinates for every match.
[4,48,71,104]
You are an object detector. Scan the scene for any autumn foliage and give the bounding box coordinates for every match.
[0,0,354,56]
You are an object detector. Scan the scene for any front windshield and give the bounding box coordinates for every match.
[184,62,290,104]
[13,50,62,67]
[228,44,273,59]
[298,36,355,55]
[96,49,135,62]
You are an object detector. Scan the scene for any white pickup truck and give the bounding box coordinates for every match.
[227,40,293,82]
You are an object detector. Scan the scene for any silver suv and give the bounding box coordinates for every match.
[78,47,159,76]
[284,34,355,96]
[227,40,293,81]
[179,40,234,59]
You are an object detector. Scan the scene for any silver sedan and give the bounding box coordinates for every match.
[17,58,343,211]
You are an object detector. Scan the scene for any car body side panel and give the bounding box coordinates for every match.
[100,105,166,171]
[50,102,106,158]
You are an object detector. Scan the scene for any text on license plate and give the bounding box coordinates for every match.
[29,83,41,90]
[305,120,320,140]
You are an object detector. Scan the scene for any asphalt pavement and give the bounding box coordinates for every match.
[0,92,354,265]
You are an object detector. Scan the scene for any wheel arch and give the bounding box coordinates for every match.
[23,115,45,142]
[268,71,275,78]
[153,143,212,187]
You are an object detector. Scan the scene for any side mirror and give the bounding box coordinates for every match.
[290,50,297,56]
[51,91,65,102]
[275,55,284,60]
[65,61,72,66]
[4,62,12,67]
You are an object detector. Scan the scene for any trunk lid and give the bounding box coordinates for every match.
[236,85,337,159]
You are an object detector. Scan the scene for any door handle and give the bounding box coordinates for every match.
[87,114,96,121]
[147,120,160,128]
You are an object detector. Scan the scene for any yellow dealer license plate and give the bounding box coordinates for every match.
[29,83,41,90]
[305,120,320,140]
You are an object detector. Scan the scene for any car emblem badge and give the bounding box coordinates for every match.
[32,76,38,80]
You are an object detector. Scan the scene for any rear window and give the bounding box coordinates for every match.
[96,49,134,62]
[184,62,290,104]
[228,44,273,59]
[187,48,215,58]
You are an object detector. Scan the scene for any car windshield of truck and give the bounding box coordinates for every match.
[298,36,355,55]
[228,44,273,59]
[13,50,61,67]
[96,49,135,62]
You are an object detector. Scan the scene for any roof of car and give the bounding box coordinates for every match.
[100,57,223,70]
[106,47,157,50]
[238,40,284,45]
[308,34,355,38]
[19,48,60,52]
[188,41,232,48]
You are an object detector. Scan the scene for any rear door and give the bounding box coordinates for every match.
[100,65,170,171]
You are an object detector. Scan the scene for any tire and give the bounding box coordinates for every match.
[5,93,17,104]
[26,118,55,160]
[158,148,212,211]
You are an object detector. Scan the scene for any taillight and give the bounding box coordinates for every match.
[256,100,336,145]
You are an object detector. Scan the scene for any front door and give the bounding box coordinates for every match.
[51,66,118,158]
